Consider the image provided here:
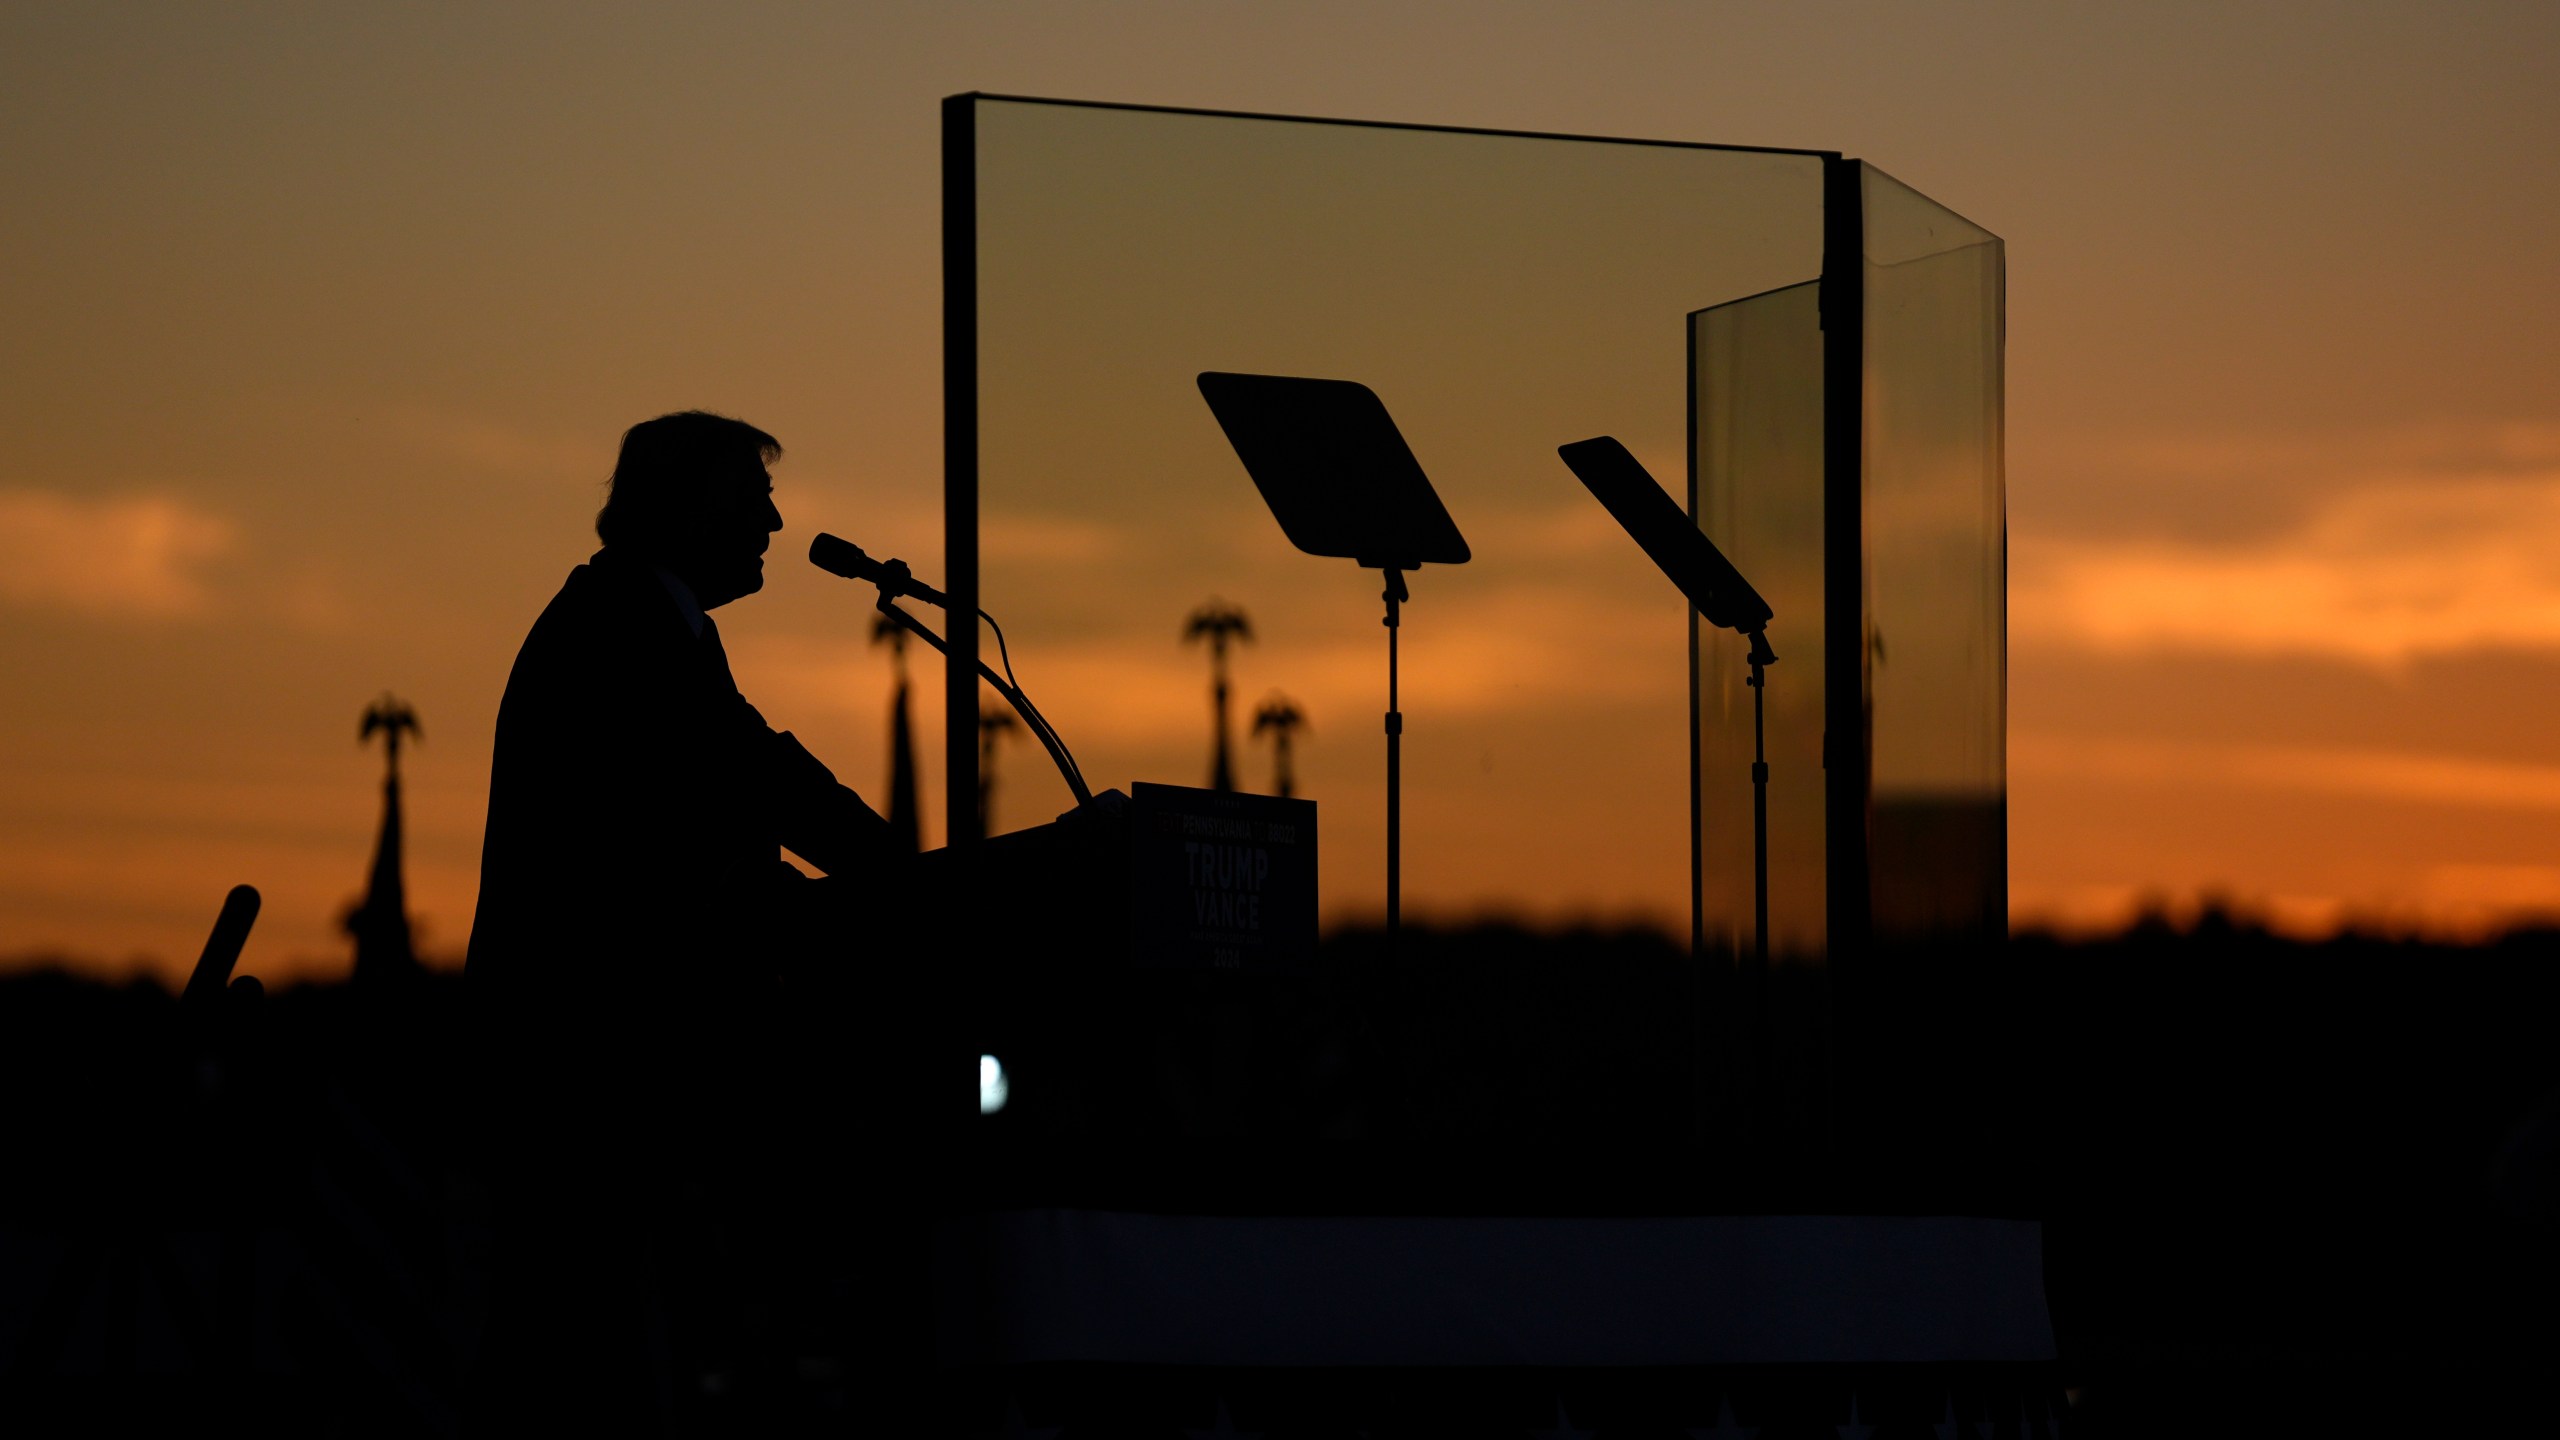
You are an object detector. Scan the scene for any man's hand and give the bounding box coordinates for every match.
[1058,787,1131,829]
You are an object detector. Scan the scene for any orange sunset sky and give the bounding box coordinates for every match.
[7,3,2559,982]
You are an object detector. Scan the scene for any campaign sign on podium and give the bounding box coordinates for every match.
[1129,783,1317,972]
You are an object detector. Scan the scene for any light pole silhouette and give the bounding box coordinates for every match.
[1183,599,1254,792]
[349,693,422,986]
[977,705,1019,836]
[1251,693,1307,798]
[872,612,922,853]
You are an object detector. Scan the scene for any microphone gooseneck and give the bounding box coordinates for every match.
[807,534,1090,806]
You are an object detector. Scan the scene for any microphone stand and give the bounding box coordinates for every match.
[870,596,1093,808]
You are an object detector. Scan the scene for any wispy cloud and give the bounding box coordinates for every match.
[392,407,608,482]
[981,513,1122,566]
[2016,452,2560,665]
[737,582,1681,749]
[0,489,236,621]
[2013,731,2560,812]
[2109,421,2560,487]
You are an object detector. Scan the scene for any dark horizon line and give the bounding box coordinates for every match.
[16,909,2560,993]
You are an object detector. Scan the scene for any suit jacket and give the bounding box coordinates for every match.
[466,547,889,1079]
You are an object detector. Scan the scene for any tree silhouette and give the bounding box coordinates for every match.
[362,693,420,778]
[1251,692,1308,799]
[1183,599,1254,792]
[977,704,1020,836]
[349,693,422,986]
[871,613,922,853]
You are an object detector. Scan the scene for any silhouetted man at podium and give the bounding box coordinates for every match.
[466,410,890,1432]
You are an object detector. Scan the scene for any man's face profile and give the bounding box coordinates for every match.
[599,412,787,611]
[667,457,783,610]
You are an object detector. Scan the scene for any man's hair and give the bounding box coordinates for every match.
[595,410,782,549]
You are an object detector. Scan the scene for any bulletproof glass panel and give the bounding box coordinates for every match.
[1860,164,2006,946]
[1690,283,1827,963]
[963,98,1827,932]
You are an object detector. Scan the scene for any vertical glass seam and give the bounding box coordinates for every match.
[1687,313,1705,965]
[943,94,980,849]
[1820,156,1868,964]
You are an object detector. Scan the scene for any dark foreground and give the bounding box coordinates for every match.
[4,915,2558,1435]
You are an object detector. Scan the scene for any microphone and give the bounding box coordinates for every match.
[809,532,948,608]
[814,531,1092,803]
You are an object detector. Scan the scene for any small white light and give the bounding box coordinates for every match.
[979,1053,1009,1114]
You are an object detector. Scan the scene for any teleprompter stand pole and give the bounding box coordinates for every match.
[1554,435,1782,1145]
[1745,628,1775,968]
[1383,568,1407,941]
